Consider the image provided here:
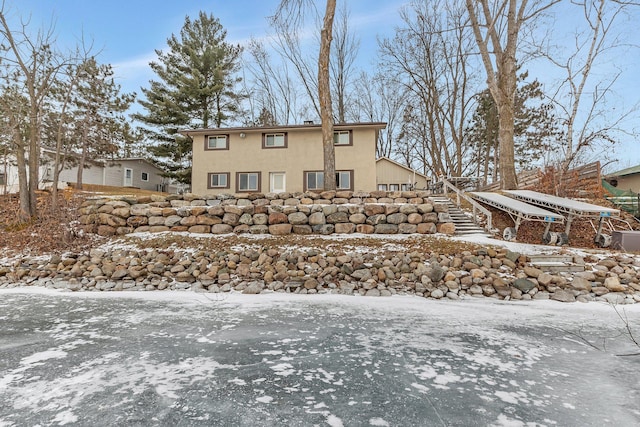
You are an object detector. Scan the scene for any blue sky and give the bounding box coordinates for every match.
[6,0,406,97]
[4,0,640,171]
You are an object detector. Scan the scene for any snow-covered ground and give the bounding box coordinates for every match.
[1,288,638,426]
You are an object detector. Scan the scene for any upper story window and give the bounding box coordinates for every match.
[206,135,228,150]
[333,130,352,146]
[263,132,287,148]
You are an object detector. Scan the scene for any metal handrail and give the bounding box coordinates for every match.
[440,177,493,232]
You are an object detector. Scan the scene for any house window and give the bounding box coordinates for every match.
[236,172,260,192]
[305,170,353,191]
[141,172,149,182]
[401,183,411,191]
[305,171,324,191]
[333,130,352,146]
[208,172,230,189]
[336,170,353,190]
[0,172,5,186]
[377,184,388,191]
[206,135,228,150]
[389,184,400,191]
[263,132,287,148]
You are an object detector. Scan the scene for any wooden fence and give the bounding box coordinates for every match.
[478,161,603,198]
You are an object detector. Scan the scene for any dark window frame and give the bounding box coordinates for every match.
[208,172,230,189]
[236,171,261,192]
[333,129,353,146]
[336,169,354,191]
[304,169,353,191]
[205,134,230,151]
[262,132,288,149]
[304,170,324,192]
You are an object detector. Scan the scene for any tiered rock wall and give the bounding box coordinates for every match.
[78,190,456,237]
[2,246,639,304]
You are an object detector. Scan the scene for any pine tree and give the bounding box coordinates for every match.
[466,72,561,186]
[135,12,243,184]
[70,58,135,189]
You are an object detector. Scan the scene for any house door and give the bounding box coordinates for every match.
[124,168,133,187]
[270,172,286,193]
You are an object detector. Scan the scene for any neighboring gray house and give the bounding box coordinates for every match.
[56,157,169,191]
[1,153,171,194]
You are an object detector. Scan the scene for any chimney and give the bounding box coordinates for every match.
[303,120,314,125]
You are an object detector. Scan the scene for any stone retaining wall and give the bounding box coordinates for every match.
[77,190,456,237]
[2,245,639,304]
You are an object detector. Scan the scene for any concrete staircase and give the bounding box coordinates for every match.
[431,196,490,236]
[528,255,585,273]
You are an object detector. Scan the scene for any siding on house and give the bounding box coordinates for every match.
[375,157,430,191]
[2,152,168,194]
[607,165,640,193]
[105,159,166,191]
[186,123,385,195]
[612,175,640,193]
[57,163,105,186]
[0,161,55,194]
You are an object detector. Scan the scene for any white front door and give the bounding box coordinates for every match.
[270,172,286,193]
[124,168,133,187]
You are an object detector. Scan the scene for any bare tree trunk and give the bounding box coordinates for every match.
[0,8,71,219]
[27,107,40,217]
[319,0,336,191]
[76,128,88,190]
[14,136,31,222]
[466,0,559,189]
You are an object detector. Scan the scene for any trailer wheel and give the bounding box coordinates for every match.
[543,231,558,245]
[557,232,569,246]
[596,234,612,248]
[503,227,517,241]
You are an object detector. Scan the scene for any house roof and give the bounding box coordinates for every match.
[179,122,387,136]
[607,164,640,178]
[101,157,166,171]
[376,157,429,179]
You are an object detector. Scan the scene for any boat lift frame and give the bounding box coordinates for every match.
[470,192,565,243]
[504,190,621,247]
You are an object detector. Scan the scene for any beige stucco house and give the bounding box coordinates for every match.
[375,157,430,191]
[605,164,640,193]
[184,122,387,195]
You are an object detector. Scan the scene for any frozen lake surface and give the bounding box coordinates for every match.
[1,289,639,426]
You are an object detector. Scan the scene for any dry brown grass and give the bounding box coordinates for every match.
[0,189,95,256]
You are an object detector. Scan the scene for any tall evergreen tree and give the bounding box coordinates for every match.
[135,12,243,184]
[70,58,135,189]
[466,72,561,185]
